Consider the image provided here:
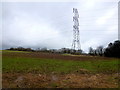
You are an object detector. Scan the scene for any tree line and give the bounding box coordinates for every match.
[88,40,120,58]
[7,40,120,58]
[7,47,82,54]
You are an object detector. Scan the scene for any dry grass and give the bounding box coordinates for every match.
[2,73,119,88]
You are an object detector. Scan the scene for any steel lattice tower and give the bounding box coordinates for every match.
[72,8,81,50]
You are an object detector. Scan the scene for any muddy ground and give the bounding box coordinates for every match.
[2,73,119,88]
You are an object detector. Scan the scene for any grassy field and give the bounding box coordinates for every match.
[3,56,119,74]
[2,50,120,88]
[2,50,119,74]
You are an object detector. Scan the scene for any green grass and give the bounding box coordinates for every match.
[2,51,119,74]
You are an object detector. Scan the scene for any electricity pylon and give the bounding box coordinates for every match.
[72,8,81,51]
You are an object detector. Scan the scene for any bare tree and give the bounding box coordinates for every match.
[96,46,104,56]
[89,47,94,55]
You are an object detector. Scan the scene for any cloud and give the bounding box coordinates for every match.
[2,7,63,49]
[1,1,118,53]
[96,8,116,25]
[83,0,97,9]
[105,25,118,34]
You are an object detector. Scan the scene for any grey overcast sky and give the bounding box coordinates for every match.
[1,0,119,52]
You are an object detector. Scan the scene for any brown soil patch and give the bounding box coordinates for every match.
[2,73,119,88]
[2,52,115,61]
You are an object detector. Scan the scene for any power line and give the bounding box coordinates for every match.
[37,5,118,43]
[45,4,118,24]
